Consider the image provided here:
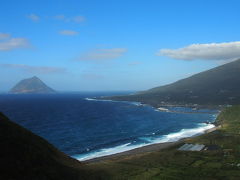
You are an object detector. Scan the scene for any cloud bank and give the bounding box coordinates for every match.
[158,41,240,61]
[0,64,66,74]
[0,33,30,51]
[80,48,127,61]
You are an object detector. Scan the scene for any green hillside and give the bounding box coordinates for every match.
[106,59,240,106]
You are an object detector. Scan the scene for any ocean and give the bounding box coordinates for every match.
[0,92,218,161]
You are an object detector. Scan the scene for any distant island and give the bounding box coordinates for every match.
[104,58,240,107]
[9,76,56,94]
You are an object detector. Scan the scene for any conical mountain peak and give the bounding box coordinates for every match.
[9,77,56,94]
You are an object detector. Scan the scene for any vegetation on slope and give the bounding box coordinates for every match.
[106,59,240,106]
[89,106,240,180]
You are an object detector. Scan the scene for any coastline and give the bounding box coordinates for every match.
[82,97,220,163]
[91,97,221,114]
[84,125,219,163]
[99,95,223,110]
[86,106,240,179]
[84,141,180,163]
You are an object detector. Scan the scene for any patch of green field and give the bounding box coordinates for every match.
[88,106,240,180]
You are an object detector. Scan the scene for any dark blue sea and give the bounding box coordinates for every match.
[0,92,218,160]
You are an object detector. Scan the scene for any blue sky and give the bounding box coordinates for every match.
[1,0,240,91]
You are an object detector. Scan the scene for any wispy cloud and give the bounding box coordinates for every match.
[79,48,128,61]
[27,14,40,22]
[54,15,86,23]
[0,64,66,74]
[0,33,11,39]
[72,16,85,23]
[157,41,240,61]
[0,33,30,51]
[59,30,79,36]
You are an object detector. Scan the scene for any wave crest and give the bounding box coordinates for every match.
[73,123,215,161]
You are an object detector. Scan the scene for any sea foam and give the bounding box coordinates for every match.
[85,98,113,102]
[85,97,142,106]
[73,123,215,161]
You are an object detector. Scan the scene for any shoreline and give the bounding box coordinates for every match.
[82,97,220,164]
[84,125,219,164]
[84,141,180,163]
[99,94,224,110]
[90,97,221,115]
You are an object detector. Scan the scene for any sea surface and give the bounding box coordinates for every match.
[0,92,218,161]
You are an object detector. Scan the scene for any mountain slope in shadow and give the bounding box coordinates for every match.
[0,112,105,180]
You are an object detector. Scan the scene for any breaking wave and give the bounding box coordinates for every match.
[73,123,215,161]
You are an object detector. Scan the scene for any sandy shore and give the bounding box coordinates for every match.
[84,125,218,164]
[204,125,221,133]
[84,141,180,163]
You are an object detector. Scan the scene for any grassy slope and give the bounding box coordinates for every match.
[88,106,240,180]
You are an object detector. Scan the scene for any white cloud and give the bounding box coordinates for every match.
[54,15,85,23]
[27,14,40,22]
[0,35,30,51]
[0,33,11,39]
[0,64,66,74]
[157,41,240,61]
[59,30,79,36]
[79,48,128,61]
